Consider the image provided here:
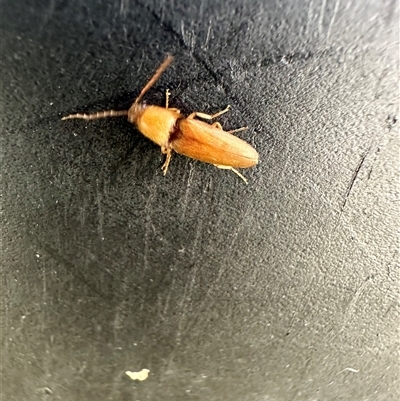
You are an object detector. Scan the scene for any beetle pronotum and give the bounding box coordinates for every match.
[62,55,258,183]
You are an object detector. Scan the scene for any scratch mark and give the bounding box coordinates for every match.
[173,265,195,348]
[306,0,315,36]
[338,367,359,374]
[96,179,104,240]
[203,19,213,50]
[140,1,225,92]
[143,181,157,271]
[180,20,196,52]
[188,201,252,332]
[41,244,154,311]
[324,278,371,344]
[287,277,316,335]
[341,151,368,211]
[326,0,341,44]
[345,278,371,318]
[112,301,127,332]
[39,0,55,32]
[169,220,202,356]
[180,163,195,220]
[318,0,328,37]
[110,295,128,398]
[119,0,129,17]
[41,259,47,332]
[386,250,397,281]
[181,20,188,49]
[162,276,174,316]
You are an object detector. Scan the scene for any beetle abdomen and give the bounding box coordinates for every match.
[171,118,258,168]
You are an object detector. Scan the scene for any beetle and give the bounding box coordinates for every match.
[62,55,258,183]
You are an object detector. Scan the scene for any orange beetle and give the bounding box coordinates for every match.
[62,55,258,183]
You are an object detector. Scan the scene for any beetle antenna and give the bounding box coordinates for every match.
[61,110,129,120]
[134,55,174,105]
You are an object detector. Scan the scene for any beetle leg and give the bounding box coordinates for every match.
[164,89,180,113]
[161,146,173,175]
[211,122,248,135]
[227,126,248,134]
[211,122,223,130]
[214,165,248,184]
[188,105,231,121]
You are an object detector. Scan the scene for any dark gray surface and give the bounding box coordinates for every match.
[2,1,399,400]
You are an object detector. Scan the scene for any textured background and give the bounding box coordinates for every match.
[2,1,399,400]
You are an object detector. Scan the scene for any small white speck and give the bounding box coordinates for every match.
[125,369,150,381]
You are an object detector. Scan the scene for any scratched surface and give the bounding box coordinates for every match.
[2,0,399,400]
